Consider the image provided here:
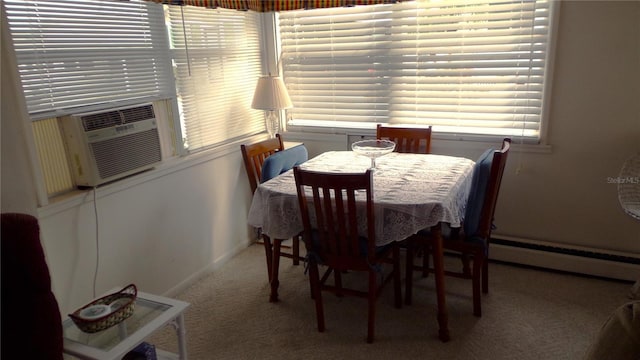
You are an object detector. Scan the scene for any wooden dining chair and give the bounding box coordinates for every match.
[240,135,301,280]
[377,124,433,273]
[241,134,285,195]
[260,145,308,290]
[405,138,511,317]
[293,166,402,343]
[376,124,433,154]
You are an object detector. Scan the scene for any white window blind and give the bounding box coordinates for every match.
[165,6,264,153]
[4,0,174,120]
[279,0,553,141]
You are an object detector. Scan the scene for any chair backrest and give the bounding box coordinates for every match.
[376,124,432,154]
[240,134,285,194]
[261,145,309,183]
[293,167,376,269]
[1,213,63,359]
[463,138,511,243]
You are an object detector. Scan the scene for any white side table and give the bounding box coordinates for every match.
[63,291,190,360]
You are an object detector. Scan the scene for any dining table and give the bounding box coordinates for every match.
[247,150,475,342]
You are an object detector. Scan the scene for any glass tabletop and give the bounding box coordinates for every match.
[63,297,171,351]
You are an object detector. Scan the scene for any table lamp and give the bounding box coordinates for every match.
[251,75,293,138]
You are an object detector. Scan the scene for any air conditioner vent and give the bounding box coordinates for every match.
[81,104,155,131]
[121,104,155,124]
[82,111,122,131]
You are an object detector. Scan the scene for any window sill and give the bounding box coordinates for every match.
[284,127,553,154]
[37,133,270,218]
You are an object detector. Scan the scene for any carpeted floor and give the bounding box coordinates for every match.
[148,243,632,360]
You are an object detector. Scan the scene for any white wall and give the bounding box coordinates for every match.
[1,9,38,216]
[1,1,638,314]
[496,0,640,253]
[35,149,256,313]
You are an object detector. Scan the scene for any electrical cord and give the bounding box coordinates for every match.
[92,186,100,298]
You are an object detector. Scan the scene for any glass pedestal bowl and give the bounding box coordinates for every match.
[351,139,396,170]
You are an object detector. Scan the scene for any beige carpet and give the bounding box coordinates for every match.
[149,244,631,360]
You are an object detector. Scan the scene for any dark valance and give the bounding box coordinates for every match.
[142,0,406,12]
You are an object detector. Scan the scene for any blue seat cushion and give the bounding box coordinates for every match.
[463,148,494,241]
[261,145,309,183]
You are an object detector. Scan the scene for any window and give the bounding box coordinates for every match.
[4,0,266,198]
[165,6,264,153]
[4,0,174,120]
[279,0,555,142]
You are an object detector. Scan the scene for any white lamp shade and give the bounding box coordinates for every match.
[251,76,293,110]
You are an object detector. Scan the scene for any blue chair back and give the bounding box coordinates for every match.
[463,138,511,246]
[463,148,495,242]
[261,145,309,183]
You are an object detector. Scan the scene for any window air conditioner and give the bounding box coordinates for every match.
[61,103,162,187]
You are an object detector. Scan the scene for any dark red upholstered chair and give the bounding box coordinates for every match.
[1,212,63,360]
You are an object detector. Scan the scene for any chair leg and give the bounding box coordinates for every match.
[393,244,402,308]
[334,270,344,297]
[262,235,273,283]
[309,261,325,332]
[270,238,283,303]
[431,225,450,342]
[472,250,484,317]
[461,253,471,277]
[405,239,414,306]
[293,235,300,266]
[482,250,489,294]
[367,270,377,343]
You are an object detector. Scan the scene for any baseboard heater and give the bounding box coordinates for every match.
[488,236,640,282]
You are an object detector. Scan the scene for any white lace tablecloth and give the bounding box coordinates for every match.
[248,151,475,246]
